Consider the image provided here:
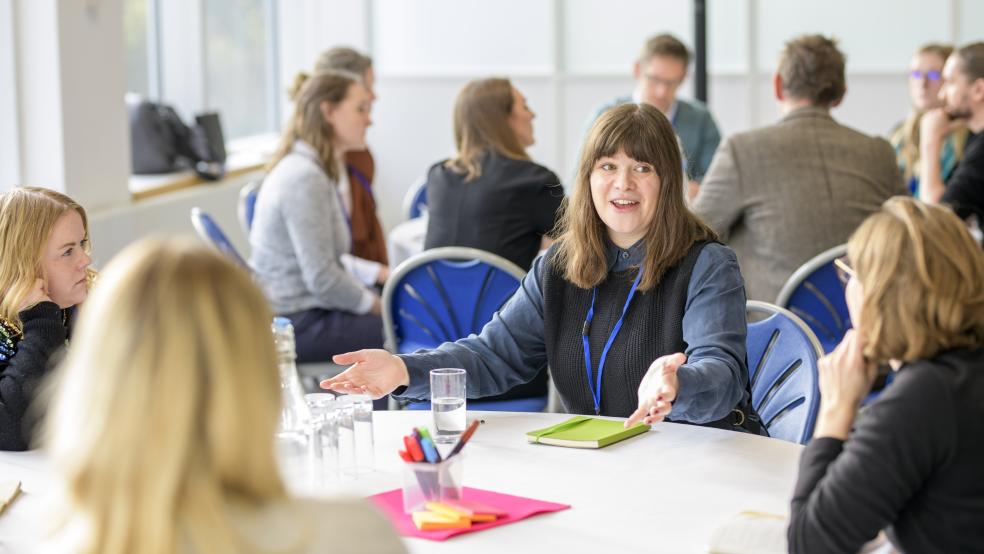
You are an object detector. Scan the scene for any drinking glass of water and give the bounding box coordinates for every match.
[430,368,466,444]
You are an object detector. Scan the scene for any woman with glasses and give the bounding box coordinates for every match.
[889,43,969,197]
[0,187,93,451]
[788,197,984,554]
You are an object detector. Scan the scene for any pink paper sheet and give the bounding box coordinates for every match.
[368,487,570,541]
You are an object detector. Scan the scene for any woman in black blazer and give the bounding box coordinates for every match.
[424,77,564,271]
[788,197,984,554]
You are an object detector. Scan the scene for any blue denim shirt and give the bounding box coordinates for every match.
[397,240,749,424]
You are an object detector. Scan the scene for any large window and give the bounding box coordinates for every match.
[123,0,150,97]
[204,0,274,140]
[122,0,277,146]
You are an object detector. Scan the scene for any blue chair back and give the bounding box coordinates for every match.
[383,247,525,353]
[746,301,823,444]
[383,247,548,412]
[190,207,249,268]
[775,244,850,353]
[238,180,261,234]
[403,177,428,220]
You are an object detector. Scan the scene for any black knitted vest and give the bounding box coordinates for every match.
[542,242,707,417]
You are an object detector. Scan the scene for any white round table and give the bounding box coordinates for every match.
[387,216,427,268]
[0,411,802,553]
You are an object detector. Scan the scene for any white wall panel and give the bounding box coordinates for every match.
[757,0,950,72]
[0,0,19,190]
[564,0,691,74]
[957,0,984,44]
[372,0,554,76]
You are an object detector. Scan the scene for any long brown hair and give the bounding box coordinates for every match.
[848,197,984,363]
[0,187,96,332]
[553,103,716,291]
[445,77,529,181]
[268,70,359,182]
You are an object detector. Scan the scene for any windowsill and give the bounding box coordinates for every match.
[128,132,280,201]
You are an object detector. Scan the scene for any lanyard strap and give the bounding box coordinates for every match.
[336,165,375,254]
[582,270,643,415]
[347,165,374,195]
[331,168,357,253]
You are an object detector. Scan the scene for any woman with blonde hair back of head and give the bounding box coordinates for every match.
[251,70,390,366]
[0,186,93,451]
[788,197,984,554]
[324,103,760,434]
[42,237,404,554]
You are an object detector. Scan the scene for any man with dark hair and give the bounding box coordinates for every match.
[920,41,984,225]
[590,33,721,186]
[693,34,905,302]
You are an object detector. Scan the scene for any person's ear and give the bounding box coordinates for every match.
[633,61,642,80]
[972,77,984,103]
[773,73,784,101]
[320,100,334,124]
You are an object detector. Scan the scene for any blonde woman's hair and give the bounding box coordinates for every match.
[848,197,984,363]
[445,77,529,181]
[44,237,287,554]
[0,186,94,332]
[893,43,969,184]
[552,103,717,291]
[270,70,360,181]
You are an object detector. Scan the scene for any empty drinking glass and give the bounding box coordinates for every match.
[348,393,375,473]
[305,393,339,487]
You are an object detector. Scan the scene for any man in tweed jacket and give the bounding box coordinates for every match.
[693,35,906,302]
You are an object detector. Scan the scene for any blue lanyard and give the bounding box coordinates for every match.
[347,165,374,196]
[334,165,376,253]
[582,270,643,415]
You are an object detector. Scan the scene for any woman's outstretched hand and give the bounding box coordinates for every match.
[320,349,410,399]
[625,353,687,427]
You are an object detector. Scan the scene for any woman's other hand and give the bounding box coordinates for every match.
[814,329,878,440]
[376,264,390,285]
[626,352,687,427]
[320,349,409,399]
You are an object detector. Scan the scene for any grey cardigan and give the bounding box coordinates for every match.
[249,140,374,315]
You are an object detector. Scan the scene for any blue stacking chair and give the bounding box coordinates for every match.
[190,207,249,268]
[382,247,549,412]
[238,180,261,234]
[775,244,849,353]
[403,177,428,220]
[746,300,823,444]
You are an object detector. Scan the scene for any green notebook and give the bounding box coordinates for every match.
[526,416,649,449]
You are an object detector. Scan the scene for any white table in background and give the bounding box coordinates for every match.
[0,411,802,553]
[387,216,427,269]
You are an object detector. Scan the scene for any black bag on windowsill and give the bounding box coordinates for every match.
[127,97,227,181]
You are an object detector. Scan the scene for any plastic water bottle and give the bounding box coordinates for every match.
[272,317,311,432]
